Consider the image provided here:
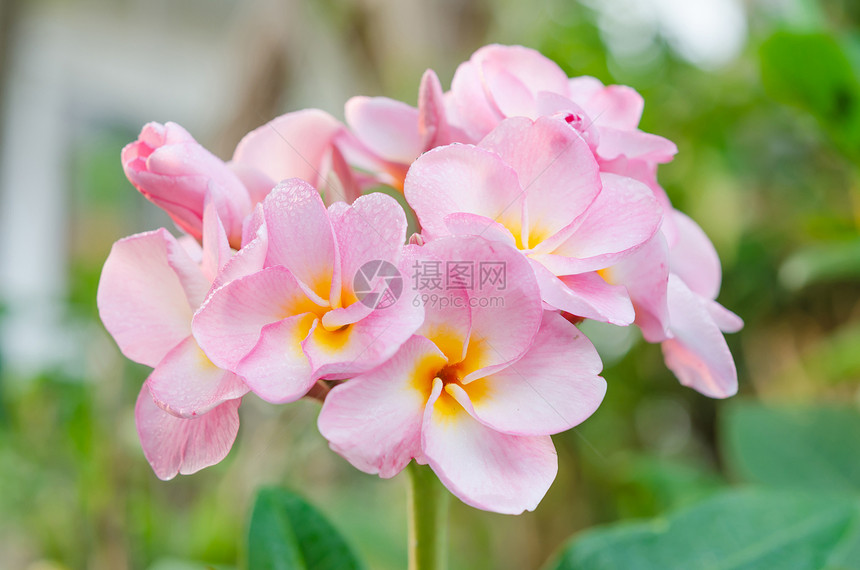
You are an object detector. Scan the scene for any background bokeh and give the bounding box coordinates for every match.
[1,0,859,568]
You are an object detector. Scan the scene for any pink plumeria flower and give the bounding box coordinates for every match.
[97,204,248,479]
[122,122,253,249]
[318,236,606,514]
[192,178,424,404]
[607,210,743,397]
[231,109,361,205]
[447,44,676,165]
[340,70,465,192]
[405,115,662,326]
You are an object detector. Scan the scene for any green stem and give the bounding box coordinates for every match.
[407,461,449,570]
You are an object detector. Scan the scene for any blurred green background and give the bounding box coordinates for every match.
[1,0,859,568]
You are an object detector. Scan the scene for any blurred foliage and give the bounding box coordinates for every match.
[2,0,859,569]
[547,402,860,570]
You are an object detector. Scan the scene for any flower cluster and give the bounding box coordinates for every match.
[98,44,741,514]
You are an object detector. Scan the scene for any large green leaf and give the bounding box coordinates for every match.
[246,487,364,570]
[545,489,860,570]
[760,31,860,151]
[721,403,860,492]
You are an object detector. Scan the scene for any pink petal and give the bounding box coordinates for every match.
[98,229,202,367]
[404,144,525,241]
[232,109,343,190]
[200,200,232,282]
[302,268,425,379]
[662,275,738,398]
[147,335,248,418]
[706,300,744,333]
[420,236,543,381]
[668,210,722,300]
[583,84,644,130]
[135,383,240,480]
[235,315,316,403]
[605,232,671,342]
[443,212,518,248]
[123,122,251,244]
[567,76,604,102]
[450,58,503,140]
[536,173,661,273]
[476,44,570,112]
[318,335,446,478]
[596,128,678,163]
[453,311,605,435]
[409,245,472,363]
[418,69,452,149]
[479,117,602,245]
[262,179,338,302]
[193,265,321,370]
[422,378,558,514]
[329,192,407,308]
[345,96,424,164]
[228,162,276,206]
[530,260,635,325]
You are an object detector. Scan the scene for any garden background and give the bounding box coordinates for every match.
[1,0,859,568]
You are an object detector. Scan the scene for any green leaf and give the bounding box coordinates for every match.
[246,487,364,570]
[721,402,860,493]
[545,490,860,570]
[760,31,860,151]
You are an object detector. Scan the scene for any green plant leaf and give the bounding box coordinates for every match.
[721,402,860,492]
[246,487,364,570]
[545,489,860,570]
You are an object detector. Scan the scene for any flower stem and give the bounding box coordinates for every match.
[407,462,449,570]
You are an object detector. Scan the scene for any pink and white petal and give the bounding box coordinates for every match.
[303,287,424,379]
[596,128,678,163]
[147,335,248,417]
[262,179,337,301]
[541,173,661,273]
[422,236,543,380]
[450,60,503,140]
[705,299,744,333]
[485,68,540,119]
[662,275,738,398]
[530,260,634,325]
[135,383,241,480]
[418,69,452,149]
[404,144,525,240]
[457,311,605,435]
[213,216,268,290]
[443,212,518,248]
[479,117,601,243]
[232,109,343,189]
[668,210,722,300]
[228,161,277,206]
[477,44,570,105]
[200,200,232,283]
[330,192,407,307]
[235,315,316,403]
[605,232,671,342]
[585,85,644,130]
[346,96,424,164]
[98,229,195,367]
[318,335,446,478]
[422,378,558,514]
[567,76,604,102]
[193,265,319,370]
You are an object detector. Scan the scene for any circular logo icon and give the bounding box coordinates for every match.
[353,260,403,309]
